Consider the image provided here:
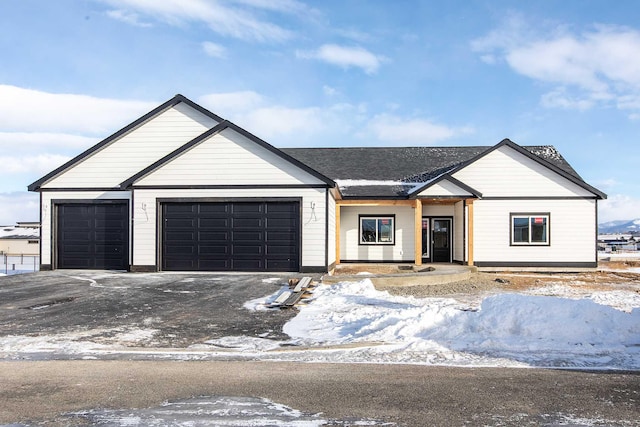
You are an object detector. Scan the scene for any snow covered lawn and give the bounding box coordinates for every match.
[268,279,640,369]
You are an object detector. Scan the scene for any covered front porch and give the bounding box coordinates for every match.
[335,198,476,267]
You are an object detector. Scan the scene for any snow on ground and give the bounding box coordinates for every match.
[65,396,387,426]
[1,278,639,370]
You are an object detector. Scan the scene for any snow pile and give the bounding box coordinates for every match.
[281,280,640,368]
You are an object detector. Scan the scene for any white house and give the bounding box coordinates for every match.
[28,95,606,272]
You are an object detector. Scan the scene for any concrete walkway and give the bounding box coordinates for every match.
[323,263,476,287]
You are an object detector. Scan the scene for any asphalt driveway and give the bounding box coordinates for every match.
[0,271,305,347]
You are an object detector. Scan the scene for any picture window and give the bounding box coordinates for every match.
[360,216,395,245]
[511,213,549,245]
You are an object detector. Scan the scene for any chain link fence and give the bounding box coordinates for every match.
[0,254,40,275]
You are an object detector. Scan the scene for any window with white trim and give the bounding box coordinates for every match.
[360,216,395,245]
[511,213,549,245]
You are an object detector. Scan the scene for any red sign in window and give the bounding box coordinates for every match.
[534,217,544,224]
[381,219,389,225]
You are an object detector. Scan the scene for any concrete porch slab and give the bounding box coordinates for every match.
[322,263,477,287]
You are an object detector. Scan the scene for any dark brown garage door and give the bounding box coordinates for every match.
[161,201,300,272]
[56,202,129,270]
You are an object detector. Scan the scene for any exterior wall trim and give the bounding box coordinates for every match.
[481,196,600,200]
[474,261,597,268]
[130,184,329,190]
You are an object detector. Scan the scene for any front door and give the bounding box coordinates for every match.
[432,218,451,262]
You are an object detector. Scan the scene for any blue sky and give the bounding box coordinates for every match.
[1,0,639,224]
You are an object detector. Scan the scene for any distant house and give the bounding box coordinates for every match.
[28,95,606,272]
[598,234,639,253]
[0,222,40,256]
[0,222,40,275]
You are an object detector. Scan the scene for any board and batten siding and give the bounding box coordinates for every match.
[472,199,597,264]
[40,191,132,266]
[340,206,414,262]
[134,129,324,186]
[132,188,328,270]
[42,103,219,188]
[452,145,595,197]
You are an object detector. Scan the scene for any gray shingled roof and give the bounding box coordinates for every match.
[282,144,583,198]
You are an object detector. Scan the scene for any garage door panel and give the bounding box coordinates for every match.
[233,231,264,241]
[162,201,299,272]
[165,245,195,255]
[232,244,263,255]
[199,204,229,214]
[166,231,196,241]
[231,259,264,270]
[199,245,228,255]
[266,259,298,270]
[232,218,263,228]
[165,204,197,214]
[199,231,228,241]
[57,202,129,270]
[232,203,263,214]
[165,218,196,228]
[199,218,229,228]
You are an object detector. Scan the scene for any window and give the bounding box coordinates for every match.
[511,213,549,245]
[360,216,395,245]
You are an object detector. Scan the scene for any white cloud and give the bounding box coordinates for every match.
[0,132,98,153]
[0,192,39,225]
[363,114,473,144]
[199,91,323,139]
[242,106,324,138]
[199,91,265,115]
[540,88,594,111]
[297,44,387,74]
[101,0,294,42]
[198,90,471,146]
[599,194,640,223]
[106,9,152,27]
[0,155,70,174]
[322,85,339,97]
[202,41,227,58]
[0,85,155,135]
[473,17,640,114]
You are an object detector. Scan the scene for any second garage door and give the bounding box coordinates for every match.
[162,201,300,272]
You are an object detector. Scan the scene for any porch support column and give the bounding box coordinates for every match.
[466,199,474,266]
[414,199,422,266]
[335,203,341,265]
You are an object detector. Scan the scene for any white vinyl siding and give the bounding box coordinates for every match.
[416,179,473,197]
[472,199,596,264]
[42,103,219,188]
[452,146,595,198]
[135,129,325,186]
[132,188,327,269]
[40,191,131,266]
[340,206,414,262]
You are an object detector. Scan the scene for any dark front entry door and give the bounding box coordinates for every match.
[432,219,451,262]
